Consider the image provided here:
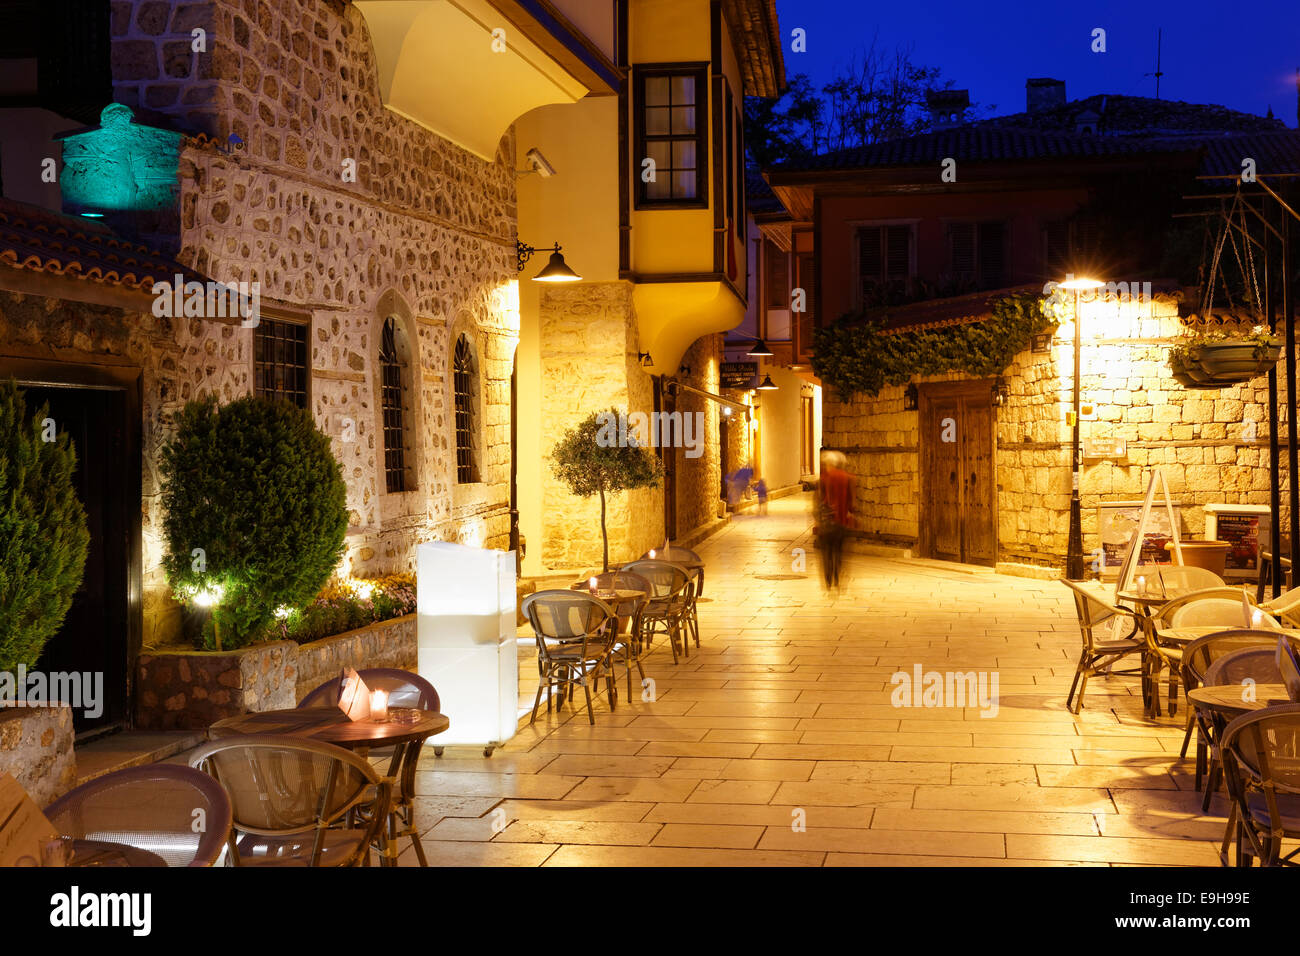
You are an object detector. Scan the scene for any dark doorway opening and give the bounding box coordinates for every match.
[22,381,133,737]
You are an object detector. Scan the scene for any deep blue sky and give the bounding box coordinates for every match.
[774,0,1300,126]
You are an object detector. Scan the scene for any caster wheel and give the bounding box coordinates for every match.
[433,747,444,757]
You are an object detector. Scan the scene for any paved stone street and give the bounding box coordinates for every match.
[404,494,1228,866]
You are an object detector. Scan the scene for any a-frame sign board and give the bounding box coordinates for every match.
[1114,469,1185,598]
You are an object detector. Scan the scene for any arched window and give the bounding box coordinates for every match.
[453,333,479,483]
[380,316,410,493]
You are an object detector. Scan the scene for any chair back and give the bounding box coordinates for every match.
[1152,587,1258,628]
[588,571,651,613]
[1060,580,1136,652]
[45,764,233,867]
[1277,637,1300,703]
[1168,598,1277,629]
[1155,565,1226,592]
[1220,704,1300,813]
[1182,630,1287,694]
[523,589,615,641]
[1205,647,1284,688]
[623,560,691,604]
[188,734,389,865]
[298,668,439,712]
[645,546,701,564]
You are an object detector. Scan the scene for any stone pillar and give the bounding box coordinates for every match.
[539,281,664,569]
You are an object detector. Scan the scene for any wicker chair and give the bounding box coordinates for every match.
[587,570,651,698]
[1181,630,1287,793]
[44,764,233,867]
[1198,644,1293,813]
[1153,565,1227,592]
[644,546,703,649]
[1220,704,1300,866]
[1170,599,1278,629]
[1146,587,1265,717]
[1060,581,1145,714]
[297,668,439,867]
[522,589,618,725]
[624,559,693,664]
[189,735,392,867]
[1278,637,1300,703]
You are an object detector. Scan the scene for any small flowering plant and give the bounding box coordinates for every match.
[270,573,417,644]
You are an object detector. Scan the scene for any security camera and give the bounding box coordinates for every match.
[526,148,556,178]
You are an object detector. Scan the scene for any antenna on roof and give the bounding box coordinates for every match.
[1143,28,1165,100]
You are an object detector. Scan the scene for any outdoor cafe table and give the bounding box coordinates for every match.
[209,707,449,867]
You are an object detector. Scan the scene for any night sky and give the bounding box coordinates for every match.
[776,0,1300,127]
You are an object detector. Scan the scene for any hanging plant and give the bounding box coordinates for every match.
[1169,319,1281,388]
[812,292,1054,400]
[1170,194,1281,388]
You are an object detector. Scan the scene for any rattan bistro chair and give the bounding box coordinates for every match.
[1153,565,1227,592]
[644,546,704,649]
[1220,704,1300,866]
[298,668,440,866]
[522,590,618,725]
[1181,630,1287,793]
[624,559,693,664]
[588,570,651,698]
[189,735,392,867]
[45,764,233,867]
[1146,588,1266,717]
[1277,637,1300,703]
[1061,580,1145,714]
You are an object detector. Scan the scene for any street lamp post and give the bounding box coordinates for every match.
[1060,276,1103,580]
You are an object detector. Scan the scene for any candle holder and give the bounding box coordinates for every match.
[370,689,389,723]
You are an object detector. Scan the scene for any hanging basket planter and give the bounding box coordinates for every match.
[1169,327,1281,388]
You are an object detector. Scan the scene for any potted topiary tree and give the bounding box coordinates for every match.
[159,395,349,650]
[0,380,89,673]
[551,408,663,571]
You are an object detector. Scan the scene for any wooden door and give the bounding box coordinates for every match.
[919,382,997,566]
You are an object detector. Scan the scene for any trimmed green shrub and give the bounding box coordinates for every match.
[160,395,348,650]
[0,380,90,672]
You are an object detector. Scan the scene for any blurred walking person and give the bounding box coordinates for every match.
[816,450,853,588]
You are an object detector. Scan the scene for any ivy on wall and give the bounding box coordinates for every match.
[812,292,1055,400]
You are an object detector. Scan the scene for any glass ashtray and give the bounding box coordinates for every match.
[386,707,422,724]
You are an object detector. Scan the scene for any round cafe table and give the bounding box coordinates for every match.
[209,707,448,867]
[1187,683,1292,719]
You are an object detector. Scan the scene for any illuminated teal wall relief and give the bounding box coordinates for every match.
[57,104,183,216]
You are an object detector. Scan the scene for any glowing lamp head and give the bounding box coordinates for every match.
[192,583,224,607]
[1059,276,1104,291]
[532,250,581,282]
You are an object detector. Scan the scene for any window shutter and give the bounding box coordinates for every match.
[766,242,789,308]
[885,226,910,280]
[858,228,882,283]
[950,222,976,277]
[1044,220,1070,274]
[978,221,1005,287]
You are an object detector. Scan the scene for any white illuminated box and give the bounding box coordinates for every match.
[416,542,517,753]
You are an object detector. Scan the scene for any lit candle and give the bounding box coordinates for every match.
[370,689,388,722]
[1136,576,1145,595]
[588,576,598,594]
[1252,609,1263,627]
[649,549,656,559]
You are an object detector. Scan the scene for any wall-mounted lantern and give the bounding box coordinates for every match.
[903,383,919,410]
[516,240,581,281]
[991,378,1010,407]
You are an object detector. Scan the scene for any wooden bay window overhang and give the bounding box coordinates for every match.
[352,0,620,161]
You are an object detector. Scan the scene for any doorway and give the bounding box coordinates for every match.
[918,380,997,566]
[20,378,135,736]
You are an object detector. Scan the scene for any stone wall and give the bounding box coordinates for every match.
[821,292,1291,569]
[137,614,417,726]
[0,706,77,808]
[671,334,724,537]
[539,281,664,568]
[110,0,519,586]
[136,640,297,730]
[294,614,416,703]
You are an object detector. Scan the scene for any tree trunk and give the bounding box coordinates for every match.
[599,487,609,572]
